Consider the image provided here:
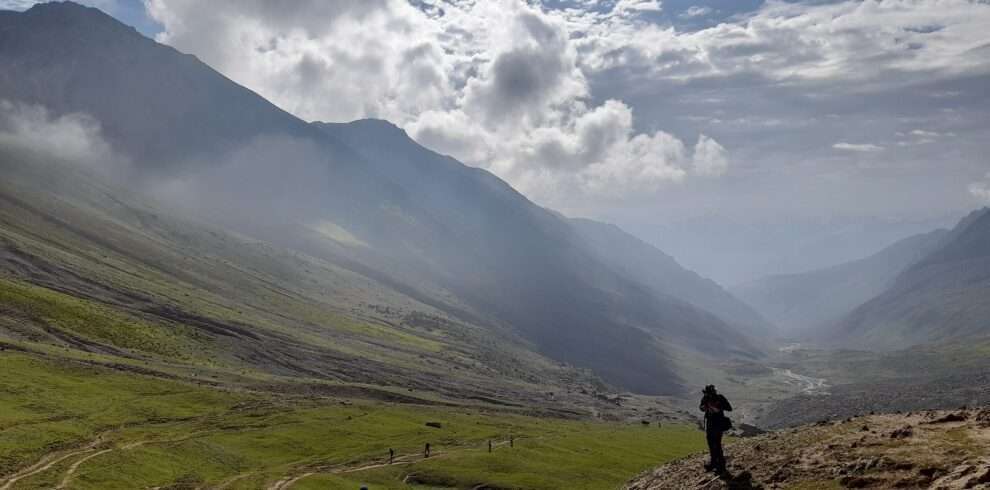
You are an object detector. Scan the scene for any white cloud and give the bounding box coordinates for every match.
[692,134,728,177]
[570,0,990,84]
[143,0,990,214]
[833,142,885,152]
[0,100,121,169]
[970,173,990,204]
[0,0,40,9]
[147,0,722,208]
[680,6,713,18]
[614,0,663,14]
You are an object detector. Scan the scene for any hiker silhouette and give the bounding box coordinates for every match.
[700,384,733,473]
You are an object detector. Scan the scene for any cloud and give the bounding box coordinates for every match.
[692,134,728,177]
[833,142,885,152]
[970,174,990,204]
[570,0,990,85]
[0,0,41,9]
[145,0,730,209]
[680,6,713,19]
[0,100,125,173]
[910,129,941,138]
[140,0,987,225]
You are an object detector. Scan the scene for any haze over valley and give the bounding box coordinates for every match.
[1,1,989,489]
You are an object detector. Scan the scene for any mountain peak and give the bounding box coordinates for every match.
[12,0,142,41]
[24,1,115,23]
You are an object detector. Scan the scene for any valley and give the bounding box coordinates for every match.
[1,2,990,489]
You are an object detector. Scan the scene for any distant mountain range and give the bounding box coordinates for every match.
[732,229,947,334]
[831,208,990,350]
[735,207,990,351]
[0,2,764,394]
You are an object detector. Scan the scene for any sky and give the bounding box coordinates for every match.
[4,0,989,284]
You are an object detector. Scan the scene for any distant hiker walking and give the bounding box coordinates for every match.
[424,443,431,458]
[700,384,732,473]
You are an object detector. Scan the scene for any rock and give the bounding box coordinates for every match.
[927,412,968,424]
[769,467,791,483]
[725,470,762,489]
[425,422,442,429]
[968,467,990,486]
[919,466,946,478]
[730,424,767,438]
[839,475,882,488]
[892,476,929,487]
[889,426,913,439]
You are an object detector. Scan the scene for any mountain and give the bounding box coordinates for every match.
[0,2,759,394]
[829,208,990,350]
[0,143,579,402]
[570,218,775,338]
[732,229,947,334]
[0,2,314,171]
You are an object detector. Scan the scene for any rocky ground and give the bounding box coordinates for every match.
[626,406,990,489]
[757,372,990,429]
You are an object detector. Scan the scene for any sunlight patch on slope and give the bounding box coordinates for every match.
[310,221,368,248]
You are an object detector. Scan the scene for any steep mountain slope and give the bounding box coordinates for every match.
[732,229,947,334]
[0,1,314,171]
[0,1,758,394]
[313,120,760,390]
[570,218,774,338]
[0,144,593,404]
[830,208,990,350]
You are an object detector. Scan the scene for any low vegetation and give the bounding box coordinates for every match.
[0,351,704,489]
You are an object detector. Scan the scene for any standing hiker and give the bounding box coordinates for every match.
[699,384,733,473]
[424,442,431,458]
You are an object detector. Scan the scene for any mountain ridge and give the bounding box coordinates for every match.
[829,207,990,350]
[0,1,762,394]
[732,228,948,334]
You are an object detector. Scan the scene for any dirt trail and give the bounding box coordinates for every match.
[266,437,518,490]
[55,449,112,489]
[214,472,255,489]
[265,453,430,490]
[627,406,990,489]
[3,427,223,490]
[0,433,108,490]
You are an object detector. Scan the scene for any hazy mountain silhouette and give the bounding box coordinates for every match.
[829,208,990,350]
[0,1,761,394]
[570,218,775,339]
[732,229,947,334]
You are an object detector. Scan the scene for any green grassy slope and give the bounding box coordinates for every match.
[0,351,704,489]
[0,150,602,404]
